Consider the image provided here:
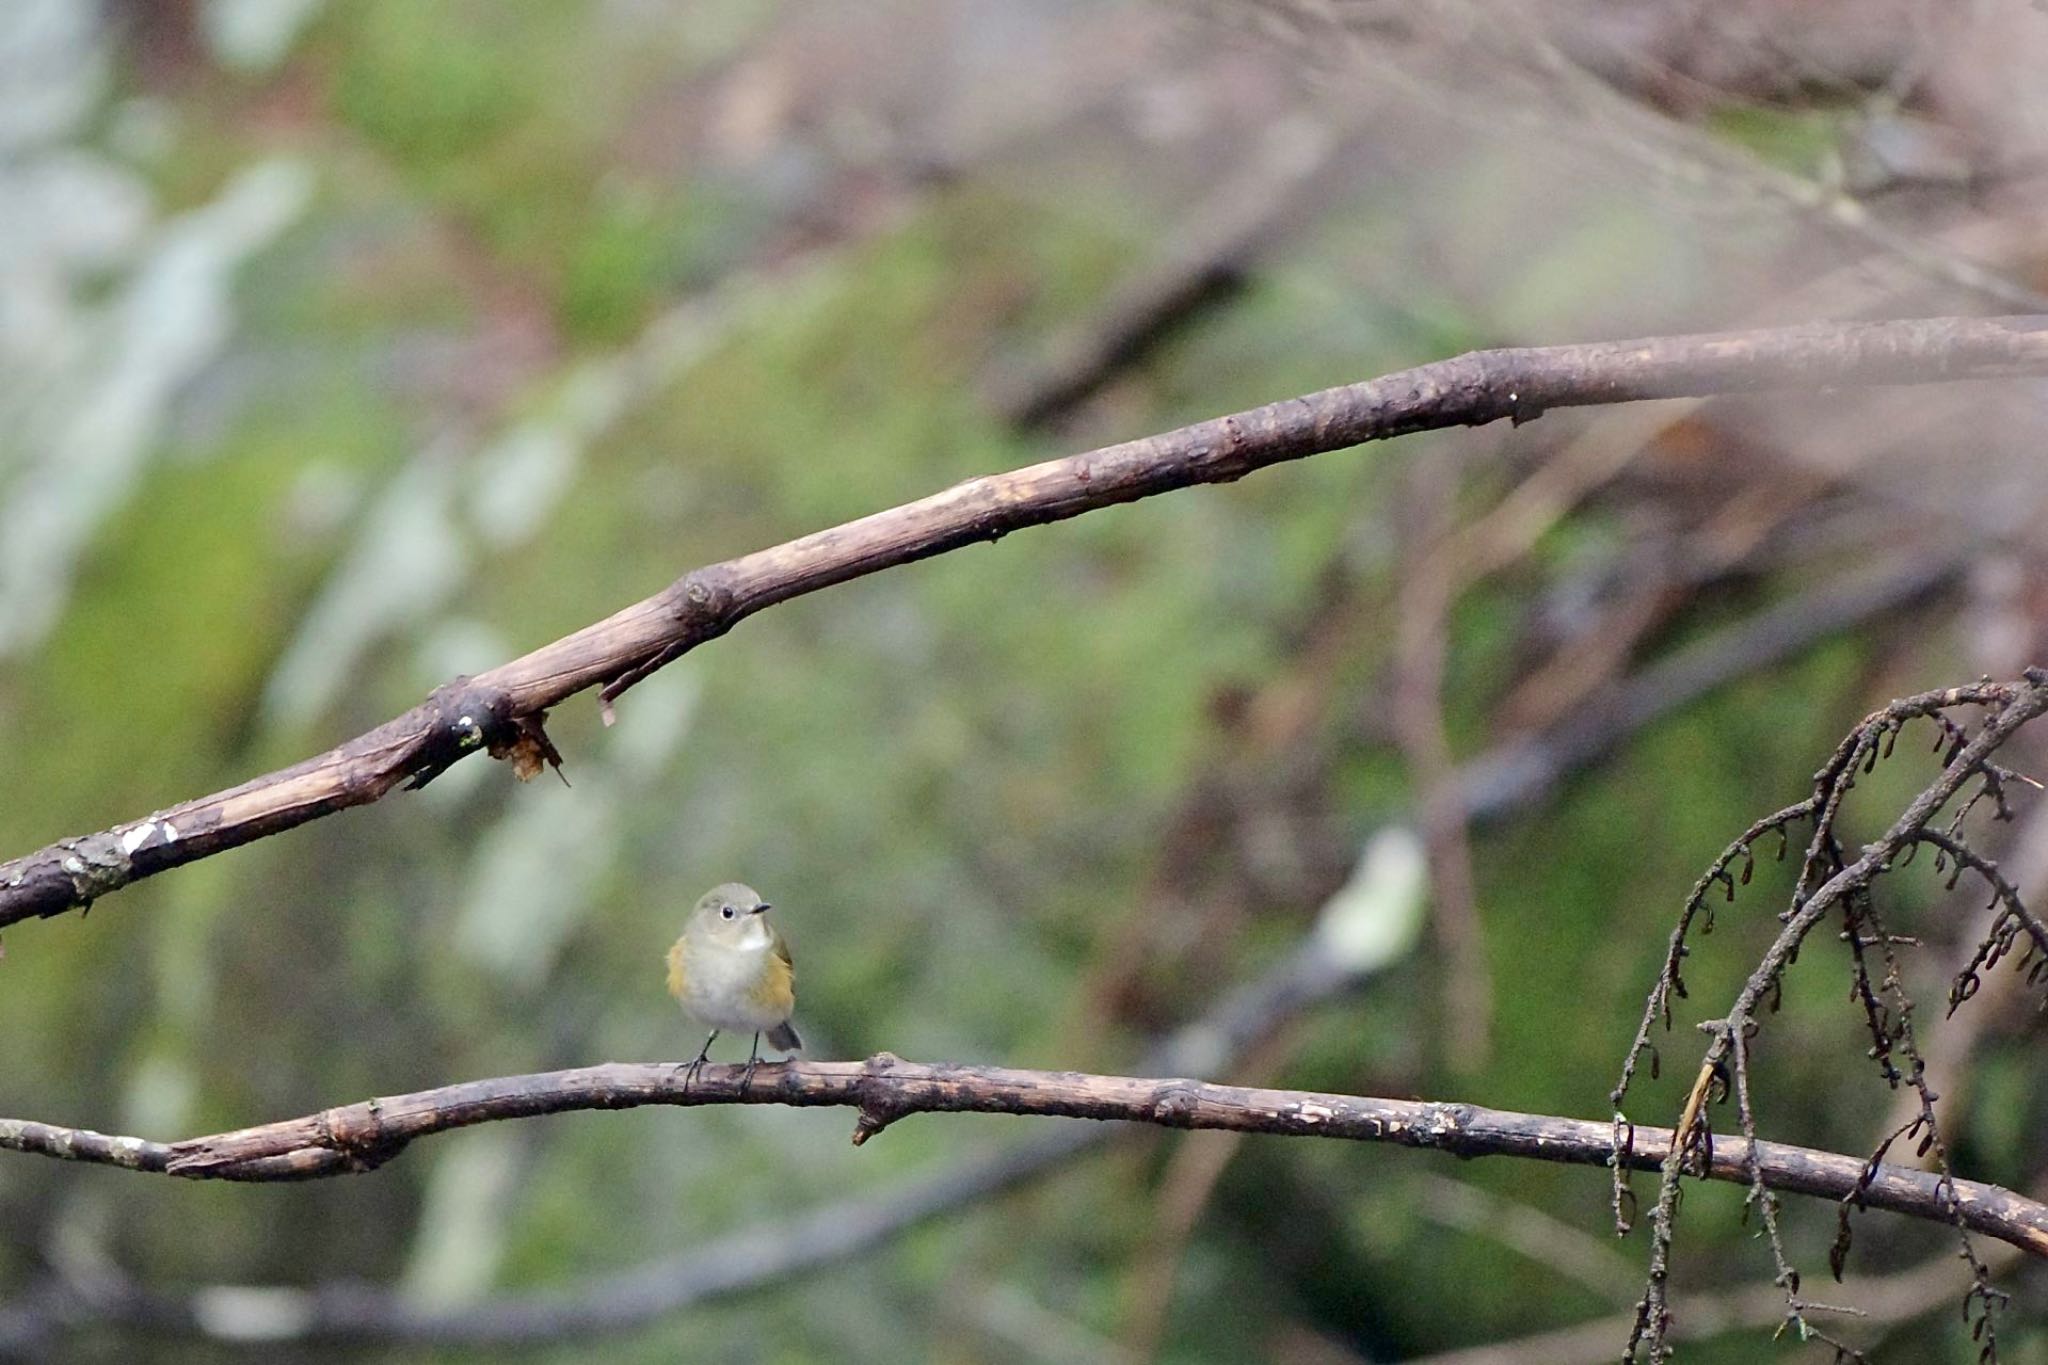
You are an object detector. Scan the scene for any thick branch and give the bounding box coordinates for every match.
[5,1055,2046,1257]
[5,315,2046,931]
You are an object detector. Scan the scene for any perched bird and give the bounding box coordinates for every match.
[666,883,802,1087]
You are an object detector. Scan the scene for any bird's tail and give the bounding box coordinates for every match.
[767,1020,803,1054]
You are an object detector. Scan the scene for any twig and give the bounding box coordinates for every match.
[6,317,2048,933]
[1877,794,2048,1158]
[1617,673,2048,1361]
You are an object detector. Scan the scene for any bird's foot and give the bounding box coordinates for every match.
[740,1034,764,1094]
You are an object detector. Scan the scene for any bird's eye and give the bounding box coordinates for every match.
[720,906,736,920]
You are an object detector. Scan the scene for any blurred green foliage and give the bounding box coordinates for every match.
[0,5,2038,1364]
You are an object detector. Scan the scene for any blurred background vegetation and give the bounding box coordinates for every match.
[6,0,2048,1360]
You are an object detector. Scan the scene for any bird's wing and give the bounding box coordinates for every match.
[754,932,796,1013]
[665,937,688,1000]
[773,929,795,994]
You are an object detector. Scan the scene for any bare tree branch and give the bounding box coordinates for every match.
[4,316,2046,934]
[1394,459,1496,1069]
[5,1055,2047,1258]
[1618,672,2048,1360]
[1453,543,1961,823]
[2,891,1383,1351]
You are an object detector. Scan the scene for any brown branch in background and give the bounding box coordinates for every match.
[1453,545,1961,824]
[1074,539,1956,1052]
[1398,409,1841,1042]
[981,117,1340,428]
[1408,1224,2031,1365]
[1117,1025,1306,1362]
[1489,463,1837,735]
[1394,457,1495,1071]
[1120,1128,1254,1360]
[1065,554,1381,1050]
[4,315,2046,935]
[1410,1173,1639,1309]
[6,1059,2047,1252]
[1384,390,1808,1074]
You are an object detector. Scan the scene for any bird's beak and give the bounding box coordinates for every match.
[750,902,771,915]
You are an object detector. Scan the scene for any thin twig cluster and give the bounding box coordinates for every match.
[1612,672,2048,1363]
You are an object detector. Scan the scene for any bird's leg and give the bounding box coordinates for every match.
[677,1030,718,1094]
[740,1032,763,1093]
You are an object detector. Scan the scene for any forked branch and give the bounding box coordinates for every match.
[1616,672,2048,1362]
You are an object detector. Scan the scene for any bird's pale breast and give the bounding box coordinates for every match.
[669,935,792,1032]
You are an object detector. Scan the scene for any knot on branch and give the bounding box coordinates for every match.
[317,1100,405,1174]
[671,567,741,626]
[34,833,137,917]
[1420,1102,1482,1157]
[1148,1081,1207,1130]
[162,1100,406,1180]
[851,1052,909,1146]
[0,828,158,926]
[410,677,563,788]
[596,568,747,717]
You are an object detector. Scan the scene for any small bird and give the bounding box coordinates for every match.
[666,883,802,1088]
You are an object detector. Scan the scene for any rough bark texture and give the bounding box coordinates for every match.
[5,315,2046,931]
[5,1054,2045,1257]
